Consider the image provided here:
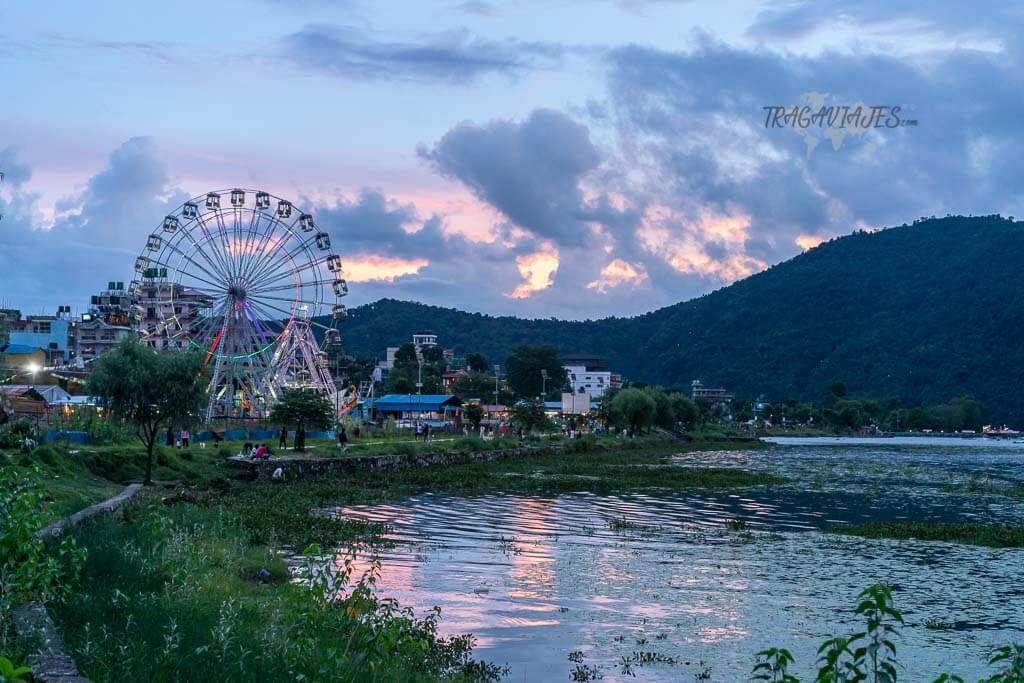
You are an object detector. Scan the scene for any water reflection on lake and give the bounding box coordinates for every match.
[327,440,1024,682]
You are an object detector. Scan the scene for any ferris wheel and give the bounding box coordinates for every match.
[132,189,347,419]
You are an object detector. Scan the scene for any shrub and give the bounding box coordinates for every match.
[0,469,86,654]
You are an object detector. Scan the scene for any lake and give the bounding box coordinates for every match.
[328,438,1024,681]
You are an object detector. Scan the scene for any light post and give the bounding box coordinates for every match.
[416,359,423,428]
[540,368,548,401]
[493,364,500,422]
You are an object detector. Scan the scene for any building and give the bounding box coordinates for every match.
[2,384,71,404]
[691,380,734,403]
[411,330,438,348]
[1,343,47,376]
[75,316,135,365]
[89,281,134,326]
[373,331,454,384]
[364,394,463,423]
[561,391,592,415]
[136,280,212,350]
[691,380,734,421]
[0,386,49,420]
[7,307,76,365]
[560,353,621,399]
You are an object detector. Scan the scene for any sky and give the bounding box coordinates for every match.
[2,0,1023,320]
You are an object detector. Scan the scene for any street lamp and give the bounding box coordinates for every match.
[493,364,500,416]
[416,359,423,427]
[540,368,548,401]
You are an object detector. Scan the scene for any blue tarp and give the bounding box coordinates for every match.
[44,430,90,444]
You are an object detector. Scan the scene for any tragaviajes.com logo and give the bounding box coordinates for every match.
[763,92,918,158]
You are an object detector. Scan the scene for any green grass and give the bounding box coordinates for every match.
[50,499,498,682]
[827,521,1024,548]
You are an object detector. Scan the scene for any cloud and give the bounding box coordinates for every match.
[451,1,499,17]
[279,24,562,83]
[795,234,825,250]
[602,35,1024,277]
[508,248,560,299]
[586,258,648,293]
[746,0,1020,43]
[419,109,605,247]
[343,255,429,282]
[0,138,189,312]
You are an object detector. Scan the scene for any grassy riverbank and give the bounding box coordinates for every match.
[35,436,777,681]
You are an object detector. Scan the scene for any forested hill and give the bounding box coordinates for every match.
[336,215,1024,423]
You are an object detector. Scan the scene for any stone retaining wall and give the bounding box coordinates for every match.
[231,442,585,480]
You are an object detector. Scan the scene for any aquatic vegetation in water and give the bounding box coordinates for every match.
[925,618,955,630]
[756,584,1024,682]
[827,521,1024,548]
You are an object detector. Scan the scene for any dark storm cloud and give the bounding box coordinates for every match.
[280,24,563,83]
[313,189,465,262]
[418,109,605,247]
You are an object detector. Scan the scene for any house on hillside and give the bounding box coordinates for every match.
[560,353,622,399]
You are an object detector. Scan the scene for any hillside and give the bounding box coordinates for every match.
[334,216,1024,423]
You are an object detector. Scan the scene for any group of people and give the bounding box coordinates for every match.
[243,442,272,460]
[414,422,432,441]
[165,428,191,448]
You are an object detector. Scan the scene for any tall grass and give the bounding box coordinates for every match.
[51,501,504,682]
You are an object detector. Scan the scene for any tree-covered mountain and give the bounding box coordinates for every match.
[333,216,1024,424]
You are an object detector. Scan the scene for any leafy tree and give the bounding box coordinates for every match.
[510,399,551,433]
[450,371,496,399]
[270,388,334,452]
[643,386,675,428]
[465,352,488,373]
[87,339,207,484]
[607,388,656,434]
[463,403,484,430]
[830,382,848,399]
[669,392,699,427]
[505,345,567,399]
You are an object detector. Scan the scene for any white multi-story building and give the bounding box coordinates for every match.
[561,353,620,399]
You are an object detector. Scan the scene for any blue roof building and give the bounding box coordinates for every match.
[363,394,463,421]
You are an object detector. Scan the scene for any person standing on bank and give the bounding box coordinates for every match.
[180,429,190,448]
[338,425,348,452]
[278,426,287,450]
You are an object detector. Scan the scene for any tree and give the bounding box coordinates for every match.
[450,371,496,399]
[643,386,675,428]
[385,342,419,394]
[386,342,445,394]
[510,399,551,433]
[505,345,567,399]
[465,352,488,374]
[87,339,207,485]
[607,388,656,434]
[270,388,334,452]
[463,403,484,430]
[668,392,698,427]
